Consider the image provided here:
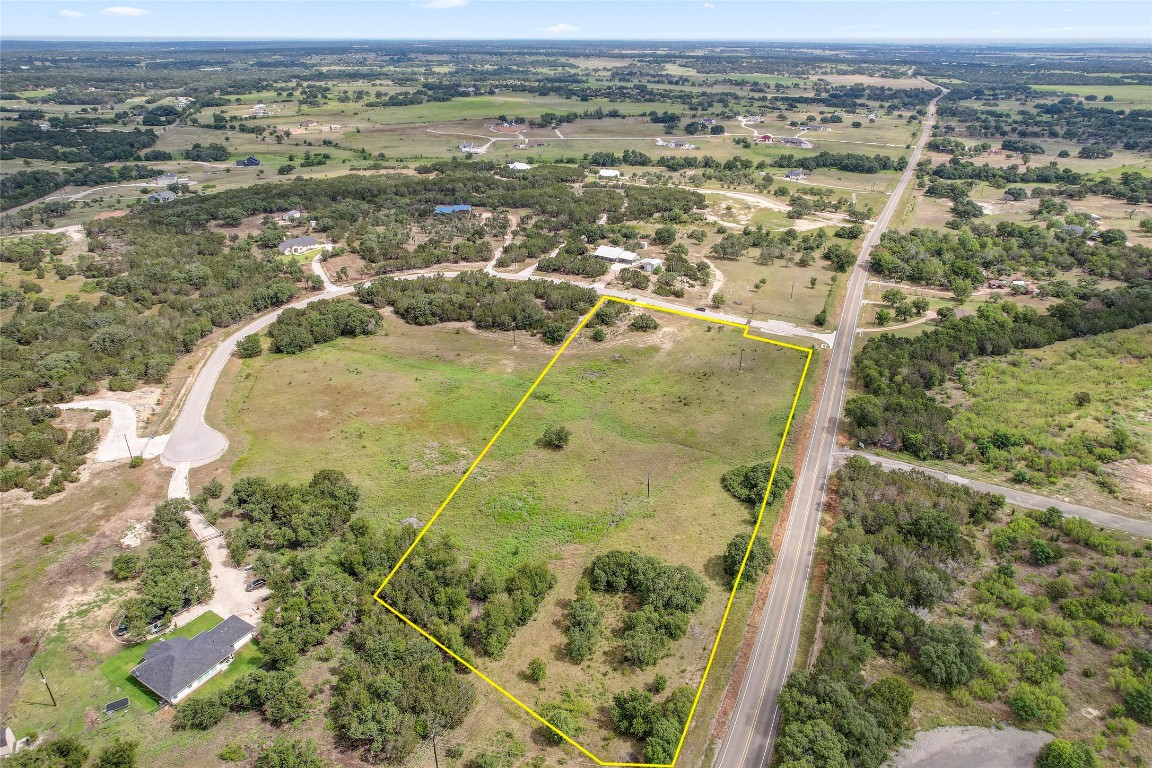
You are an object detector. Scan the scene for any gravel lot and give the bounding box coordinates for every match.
[886,726,1053,768]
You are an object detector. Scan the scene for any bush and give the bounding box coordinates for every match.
[94,739,138,768]
[527,658,547,686]
[173,696,228,730]
[539,424,571,450]
[630,313,659,331]
[723,531,773,588]
[565,597,603,662]
[1035,739,1098,768]
[1007,682,1068,730]
[915,622,982,689]
[1123,682,1152,725]
[218,745,246,762]
[253,738,331,768]
[721,462,794,507]
[110,552,142,580]
[235,334,263,358]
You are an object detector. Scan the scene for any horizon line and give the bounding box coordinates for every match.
[3,36,1149,44]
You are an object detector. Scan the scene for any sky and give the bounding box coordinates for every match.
[2,0,1150,42]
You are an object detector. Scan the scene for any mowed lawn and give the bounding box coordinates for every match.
[216,306,810,763]
[98,611,262,711]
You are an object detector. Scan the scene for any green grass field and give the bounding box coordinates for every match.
[214,305,810,764]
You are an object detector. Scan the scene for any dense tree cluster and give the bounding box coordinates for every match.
[174,668,310,731]
[921,156,1152,205]
[356,272,598,339]
[775,458,999,768]
[845,289,1152,462]
[721,462,795,510]
[0,404,98,496]
[330,608,476,763]
[610,685,696,764]
[939,94,1152,151]
[118,499,213,640]
[772,151,908,175]
[224,470,361,563]
[588,550,707,667]
[1,163,158,210]
[265,299,378,354]
[0,123,159,163]
[1,228,308,406]
[868,223,1152,288]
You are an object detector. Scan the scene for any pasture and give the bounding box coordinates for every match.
[211,307,812,765]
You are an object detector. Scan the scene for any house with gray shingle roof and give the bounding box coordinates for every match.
[130,615,255,704]
[278,236,318,255]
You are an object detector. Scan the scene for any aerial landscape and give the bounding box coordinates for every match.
[0,2,1151,768]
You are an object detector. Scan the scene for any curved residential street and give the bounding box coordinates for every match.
[834,451,1152,539]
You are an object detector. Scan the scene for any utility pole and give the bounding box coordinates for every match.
[39,669,57,707]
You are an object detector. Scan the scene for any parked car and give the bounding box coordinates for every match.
[245,578,266,592]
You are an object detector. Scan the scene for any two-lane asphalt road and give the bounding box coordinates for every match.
[713,96,943,768]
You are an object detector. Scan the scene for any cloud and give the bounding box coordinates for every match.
[540,22,579,34]
[422,0,467,8]
[56,9,84,17]
[703,2,715,8]
[98,6,150,16]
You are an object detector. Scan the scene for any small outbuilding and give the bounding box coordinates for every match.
[506,162,532,171]
[282,209,302,222]
[635,258,664,273]
[598,169,621,178]
[235,156,260,167]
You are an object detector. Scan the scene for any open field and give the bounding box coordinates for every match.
[1028,83,1152,107]
[208,305,810,765]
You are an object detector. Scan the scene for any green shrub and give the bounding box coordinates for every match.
[629,313,659,331]
[1035,738,1098,768]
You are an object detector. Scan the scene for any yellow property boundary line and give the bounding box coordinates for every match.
[373,296,813,767]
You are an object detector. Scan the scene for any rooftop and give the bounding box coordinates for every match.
[130,615,254,703]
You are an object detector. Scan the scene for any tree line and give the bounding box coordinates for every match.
[775,457,1002,768]
[844,288,1152,464]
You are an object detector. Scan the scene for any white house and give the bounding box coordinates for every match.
[278,236,319,255]
[598,169,621,178]
[282,209,302,222]
[593,245,638,264]
[784,169,807,181]
[506,162,532,171]
[130,616,255,705]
